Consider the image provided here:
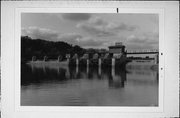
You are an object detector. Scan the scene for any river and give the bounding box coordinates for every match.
[21,62,158,106]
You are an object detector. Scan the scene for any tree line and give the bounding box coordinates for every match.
[21,36,86,61]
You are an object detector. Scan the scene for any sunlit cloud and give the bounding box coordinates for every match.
[77,16,136,37]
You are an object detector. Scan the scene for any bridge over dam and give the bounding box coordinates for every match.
[125,50,159,55]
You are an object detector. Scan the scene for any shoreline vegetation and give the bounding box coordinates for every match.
[22,36,91,63]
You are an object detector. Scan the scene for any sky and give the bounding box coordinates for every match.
[21,13,159,51]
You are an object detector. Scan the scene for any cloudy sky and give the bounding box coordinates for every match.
[21,13,159,51]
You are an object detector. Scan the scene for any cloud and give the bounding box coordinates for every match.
[77,17,136,37]
[21,26,158,50]
[125,32,159,50]
[21,27,83,43]
[107,23,136,31]
[59,36,106,48]
[21,26,106,48]
[21,26,59,41]
[61,13,91,21]
[58,33,82,45]
[79,37,105,47]
[126,35,147,43]
[77,23,113,37]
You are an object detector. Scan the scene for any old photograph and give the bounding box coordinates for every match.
[21,13,159,106]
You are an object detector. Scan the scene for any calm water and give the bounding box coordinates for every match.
[21,62,158,106]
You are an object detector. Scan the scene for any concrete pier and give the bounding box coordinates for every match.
[98,66,101,76]
[112,58,115,66]
[86,64,89,75]
[98,58,101,67]
[65,67,70,78]
[42,64,46,73]
[111,65,115,77]
[98,58,102,76]
[87,59,89,67]
[76,59,79,66]
[31,64,35,73]
[67,58,70,64]
[76,65,79,75]
[86,59,89,74]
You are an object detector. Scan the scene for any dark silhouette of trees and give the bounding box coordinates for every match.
[21,36,86,61]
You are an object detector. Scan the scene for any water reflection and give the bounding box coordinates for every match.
[22,64,128,89]
[21,63,158,106]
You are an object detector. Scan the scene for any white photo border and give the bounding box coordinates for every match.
[1,1,179,118]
